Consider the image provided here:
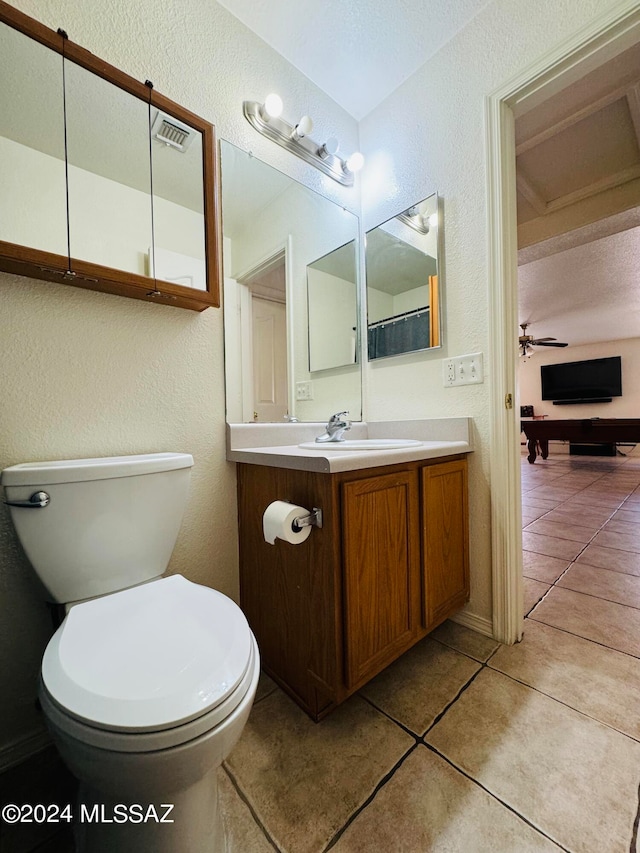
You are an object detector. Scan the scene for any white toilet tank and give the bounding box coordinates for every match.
[1,453,193,604]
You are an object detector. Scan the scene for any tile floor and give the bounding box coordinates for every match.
[219,450,640,853]
[4,451,640,852]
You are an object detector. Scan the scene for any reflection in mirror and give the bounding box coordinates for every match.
[307,240,357,372]
[150,111,207,290]
[0,23,66,256]
[65,59,152,276]
[220,140,361,423]
[366,193,441,359]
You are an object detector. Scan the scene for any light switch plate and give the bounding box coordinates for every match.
[443,352,484,387]
[296,381,314,400]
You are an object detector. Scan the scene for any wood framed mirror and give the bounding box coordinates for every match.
[0,1,220,311]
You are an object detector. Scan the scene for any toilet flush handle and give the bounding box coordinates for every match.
[4,491,50,508]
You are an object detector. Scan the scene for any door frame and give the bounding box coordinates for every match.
[486,1,640,643]
[235,236,294,420]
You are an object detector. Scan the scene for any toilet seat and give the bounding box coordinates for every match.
[41,575,255,740]
[39,636,259,752]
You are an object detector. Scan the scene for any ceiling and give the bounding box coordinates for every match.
[216,0,490,120]
[516,40,640,350]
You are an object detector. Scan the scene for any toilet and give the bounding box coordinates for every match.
[1,452,259,853]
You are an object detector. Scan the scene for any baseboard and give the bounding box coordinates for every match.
[450,610,494,639]
[0,729,51,773]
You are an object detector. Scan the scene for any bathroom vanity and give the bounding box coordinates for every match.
[229,419,472,720]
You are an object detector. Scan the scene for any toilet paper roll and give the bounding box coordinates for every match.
[263,500,313,545]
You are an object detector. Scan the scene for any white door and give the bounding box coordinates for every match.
[251,297,288,422]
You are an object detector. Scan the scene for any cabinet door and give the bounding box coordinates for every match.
[342,471,421,689]
[422,459,469,628]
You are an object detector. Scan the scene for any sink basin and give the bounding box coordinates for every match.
[298,439,422,451]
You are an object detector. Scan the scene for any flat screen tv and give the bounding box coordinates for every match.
[541,356,622,404]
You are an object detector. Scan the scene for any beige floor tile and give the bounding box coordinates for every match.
[566,493,625,508]
[226,690,413,853]
[576,543,640,576]
[522,509,548,524]
[615,508,640,523]
[557,563,640,609]
[593,529,640,554]
[489,619,640,740]
[332,746,561,853]
[428,620,500,662]
[523,578,551,613]
[219,769,274,852]
[359,637,481,735]
[542,506,613,527]
[523,518,597,543]
[521,497,562,511]
[529,586,640,656]
[522,552,570,584]
[522,531,584,561]
[526,486,582,502]
[426,668,640,853]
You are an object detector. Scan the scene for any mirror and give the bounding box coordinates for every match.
[65,61,207,288]
[307,240,357,372]
[0,22,67,256]
[0,5,218,310]
[65,59,153,276]
[366,193,441,359]
[150,108,207,290]
[220,140,361,423]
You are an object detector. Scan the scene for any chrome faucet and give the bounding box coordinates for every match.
[315,411,351,443]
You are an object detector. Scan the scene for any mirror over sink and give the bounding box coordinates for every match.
[220,140,362,423]
[366,193,442,359]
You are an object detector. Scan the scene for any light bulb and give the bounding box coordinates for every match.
[291,115,313,140]
[318,136,339,158]
[261,93,283,120]
[428,212,438,228]
[345,151,364,173]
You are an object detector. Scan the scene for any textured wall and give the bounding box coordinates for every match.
[358,0,626,624]
[0,0,358,763]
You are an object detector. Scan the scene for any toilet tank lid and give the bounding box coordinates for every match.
[1,452,193,486]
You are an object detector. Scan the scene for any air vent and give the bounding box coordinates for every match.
[151,111,194,153]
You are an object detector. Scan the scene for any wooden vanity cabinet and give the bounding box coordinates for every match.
[236,455,469,721]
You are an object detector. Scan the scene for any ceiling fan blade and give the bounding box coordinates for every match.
[531,337,556,342]
[535,341,568,347]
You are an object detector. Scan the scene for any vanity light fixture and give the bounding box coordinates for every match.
[397,207,430,235]
[243,95,364,186]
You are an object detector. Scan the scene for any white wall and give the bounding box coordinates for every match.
[0,0,358,767]
[358,0,625,628]
[519,338,640,419]
[308,268,357,371]
[367,285,430,324]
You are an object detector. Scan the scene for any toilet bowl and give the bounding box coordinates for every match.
[1,453,259,852]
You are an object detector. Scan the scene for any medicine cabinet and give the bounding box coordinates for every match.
[0,1,220,310]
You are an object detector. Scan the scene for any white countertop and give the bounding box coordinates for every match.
[226,418,473,473]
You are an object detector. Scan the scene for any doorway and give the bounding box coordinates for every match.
[237,251,289,423]
[486,3,640,644]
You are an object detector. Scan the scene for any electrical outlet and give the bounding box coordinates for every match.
[444,352,484,387]
[443,359,456,386]
[295,381,314,401]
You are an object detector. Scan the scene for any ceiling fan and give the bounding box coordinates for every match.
[519,323,568,357]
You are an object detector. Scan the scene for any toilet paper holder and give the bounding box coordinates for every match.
[292,507,323,531]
